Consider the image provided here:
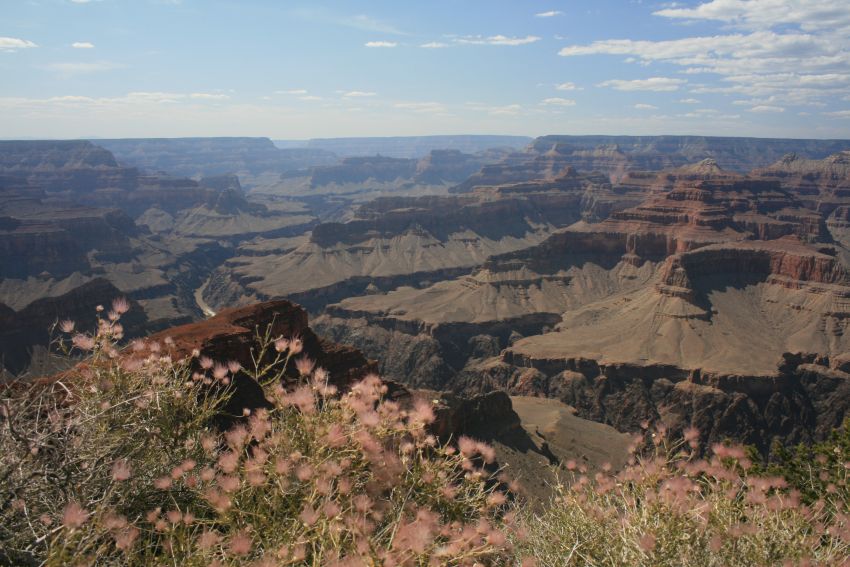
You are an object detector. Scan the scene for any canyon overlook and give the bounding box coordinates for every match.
[4,135,850,456]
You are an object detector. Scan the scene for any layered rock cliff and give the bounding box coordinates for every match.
[208,168,641,312]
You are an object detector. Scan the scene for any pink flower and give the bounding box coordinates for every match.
[274,338,289,353]
[62,501,89,529]
[198,529,220,550]
[71,334,96,351]
[476,442,496,464]
[113,526,139,551]
[59,319,75,333]
[411,399,436,425]
[295,356,316,376]
[227,360,242,374]
[324,423,347,448]
[458,436,477,457]
[284,386,316,414]
[224,426,248,450]
[111,459,132,481]
[289,337,303,355]
[217,475,240,493]
[295,464,314,482]
[112,297,130,314]
[199,356,214,370]
[639,532,656,552]
[213,364,229,380]
[299,504,320,526]
[229,530,252,556]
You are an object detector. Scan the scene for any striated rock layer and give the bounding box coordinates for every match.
[209,168,647,312]
[317,160,850,452]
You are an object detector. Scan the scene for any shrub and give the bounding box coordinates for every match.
[755,419,850,507]
[517,428,850,566]
[0,304,517,565]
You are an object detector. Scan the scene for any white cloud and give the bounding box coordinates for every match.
[47,95,97,103]
[299,95,323,101]
[394,102,446,113]
[678,98,701,104]
[597,77,687,91]
[365,41,397,48]
[654,0,850,33]
[71,42,95,49]
[541,97,576,106]
[46,61,123,76]
[456,35,541,46]
[749,105,785,113]
[555,82,579,91]
[342,91,377,98]
[276,89,308,95]
[535,10,563,18]
[190,93,229,100]
[824,110,850,118]
[420,42,449,49]
[558,12,850,109]
[634,103,658,110]
[0,37,38,51]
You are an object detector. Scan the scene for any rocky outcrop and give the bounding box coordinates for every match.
[659,239,847,297]
[753,151,850,216]
[122,299,524,442]
[467,351,850,454]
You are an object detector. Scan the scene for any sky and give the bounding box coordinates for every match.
[2,0,850,140]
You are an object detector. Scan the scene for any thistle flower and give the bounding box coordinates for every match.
[59,319,75,333]
[61,501,89,529]
[71,334,96,351]
[113,526,140,552]
[111,459,132,481]
[274,338,289,353]
[299,504,320,526]
[295,356,316,376]
[112,297,130,314]
[289,337,303,355]
[198,530,221,550]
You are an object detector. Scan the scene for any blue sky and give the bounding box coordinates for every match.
[2,0,850,139]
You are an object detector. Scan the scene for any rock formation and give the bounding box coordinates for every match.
[315,160,850,452]
[95,137,338,183]
[208,167,643,312]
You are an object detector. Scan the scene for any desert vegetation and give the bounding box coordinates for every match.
[2,303,850,566]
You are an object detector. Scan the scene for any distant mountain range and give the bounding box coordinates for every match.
[273,135,533,159]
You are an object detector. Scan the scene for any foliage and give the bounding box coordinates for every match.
[0,303,516,566]
[517,428,850,567]
[754,419,850,507]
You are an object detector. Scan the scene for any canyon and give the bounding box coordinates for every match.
[4,135,850,457]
